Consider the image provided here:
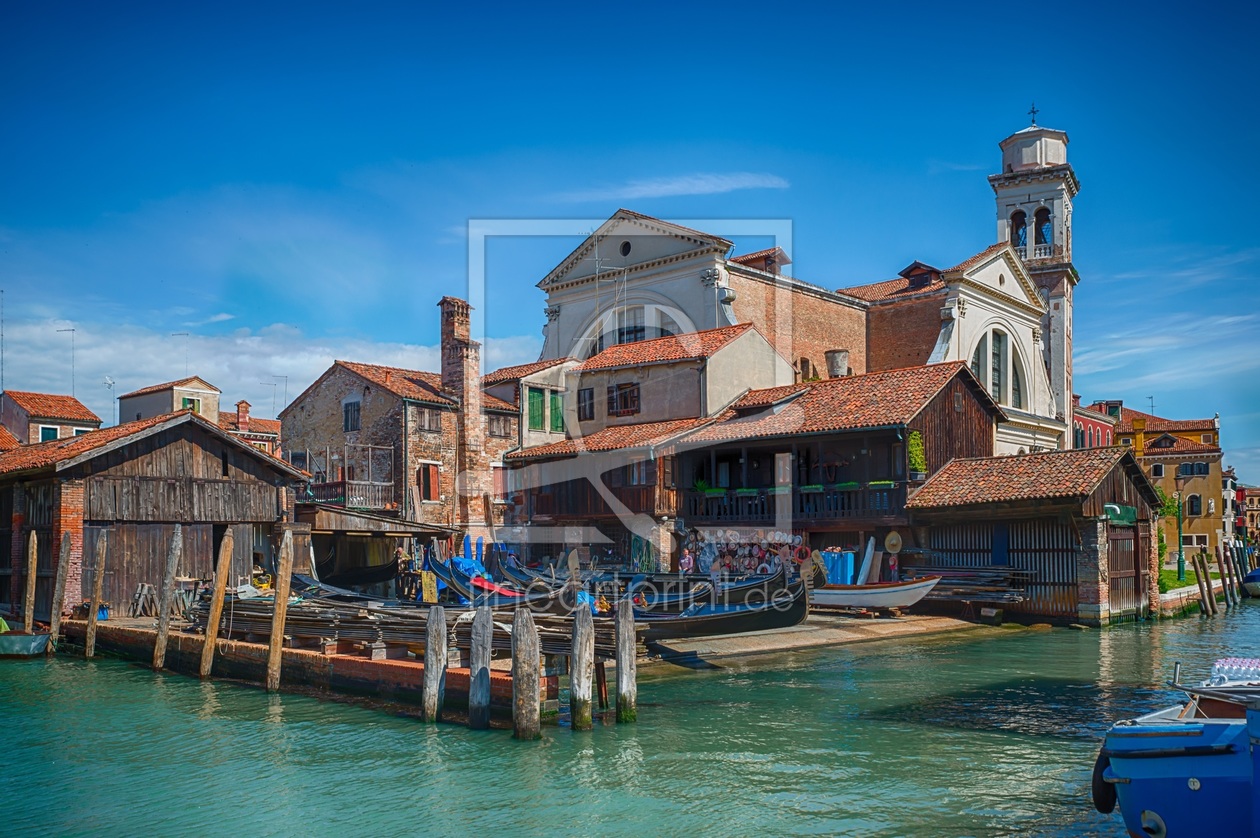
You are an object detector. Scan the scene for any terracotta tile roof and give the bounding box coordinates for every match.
[574,323,755,372]
[218,415,282,436]
[337,361,516,413]
[731,383,808,410]
[0,410,306,478]
[944,242,1009,273]
[3,391,102,423]
[481,357,574,386]
[505,417,712,461]
[1139,433,1221,455]
[687,363,994,444]
[730,247,791,268]
[0,425,19,451]
[118,377,220,399]
[1091,405,1216,435]
[835,275,947,303]
[906,447,1132,509]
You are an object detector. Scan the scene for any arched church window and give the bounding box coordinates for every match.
[990,331,1006,402]
[970,335,988,388]
[1010,346,1025,410]
[1034,208,1052,246]
[1010,211,1027,248]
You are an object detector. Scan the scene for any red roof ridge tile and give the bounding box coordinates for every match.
[574,323,756,372]
[118,377,220,399]
[3,390,102,423]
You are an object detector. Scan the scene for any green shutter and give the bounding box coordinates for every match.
[549,391,564,432]
[528,388,544,431]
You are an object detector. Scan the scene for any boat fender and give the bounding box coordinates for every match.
[793,546,810,564]
[1090,749,1116,814]
[756,563,771,574]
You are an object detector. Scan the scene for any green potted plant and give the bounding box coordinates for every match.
[831,480,860,491]
[799,484,824,493]
[907,429,927,481]
[868,479,896,489]
[735,487,760,497]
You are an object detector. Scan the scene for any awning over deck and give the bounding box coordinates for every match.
[295,503,456,536]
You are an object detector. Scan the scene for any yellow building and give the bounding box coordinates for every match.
[1087,401,1224,560]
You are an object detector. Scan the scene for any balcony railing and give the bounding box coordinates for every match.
[308,480,394,510]
[1014,244,1057,261]
[528,484,662,518]
[683,484,906,524]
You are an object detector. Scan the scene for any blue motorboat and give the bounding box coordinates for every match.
[1243,566,1260,597]
[1092,659,1260,836]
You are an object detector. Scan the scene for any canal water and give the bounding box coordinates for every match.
[3,603,1256,837]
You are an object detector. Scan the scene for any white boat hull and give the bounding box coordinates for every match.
[0,631,51,658]
[810,576,940,609]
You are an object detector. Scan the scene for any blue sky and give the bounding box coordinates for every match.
[2,3,1257,475]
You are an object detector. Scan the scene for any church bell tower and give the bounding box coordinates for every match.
[989,112,1080,440]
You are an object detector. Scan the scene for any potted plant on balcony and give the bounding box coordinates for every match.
[907,430,927,482]
[831,480,860,491]
[766,485,791,495]
[734,487,761,497]
[868,479,896,489]
[694,478,727,498]
[799,484,824,493]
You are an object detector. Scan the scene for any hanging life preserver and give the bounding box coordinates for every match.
[1090,749,1116,814]
[756,562,772,574]
[793,545,811,565]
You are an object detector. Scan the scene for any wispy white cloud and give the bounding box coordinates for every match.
[927,160,985,175]
[556,172,789,203]
[184,312,235,327]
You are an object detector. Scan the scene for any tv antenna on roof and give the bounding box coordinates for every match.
[104,376,116,426]
[1148,395,1156,414]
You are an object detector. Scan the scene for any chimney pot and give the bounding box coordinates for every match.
[824,349,851,378]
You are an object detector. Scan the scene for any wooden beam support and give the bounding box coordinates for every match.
[265,529,295,692]
[511,607,541,740]
[421,604,447,723]
[468,605,492,730]
[22,530,37,633]
[153,524,183,670]
[47,532,72,654]
[85,531,107,659]
[570,605,594,731]
[199,528,235,678]
[615,598,637,723]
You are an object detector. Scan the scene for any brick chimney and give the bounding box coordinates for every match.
[1132,416,1146,457]
[438,295,486,529]
[235,400,250,432]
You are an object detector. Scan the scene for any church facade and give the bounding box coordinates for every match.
[534,122,1081,455]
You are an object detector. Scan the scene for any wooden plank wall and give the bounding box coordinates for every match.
[0,489,11,607]
[911,375,996,473]
[1007,519,1078,618]
[81,522,258,612]
[85,476,278,523]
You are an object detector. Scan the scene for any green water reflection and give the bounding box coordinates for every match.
[2,602,1255,837]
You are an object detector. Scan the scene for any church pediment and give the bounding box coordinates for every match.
[945,244,1045,314]
[538,209,732,289]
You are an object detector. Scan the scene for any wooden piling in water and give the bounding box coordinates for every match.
[47,533,72,654]
[595,661,609,709]
[265,530,294,692]
[199,529,235,678]
[512,608,541,740]
[1193,553,1215,616]
[153,524,183,670]
[422,604,447,723]
[85,531,107,659]
[22,531,37,633]
[468,605,492,730]
[570,606,594,731]
[1216,545,1236,607]
[615,598,637,723]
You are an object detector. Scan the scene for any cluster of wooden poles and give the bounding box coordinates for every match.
[1191,544,1250,616]
[67,523,638,739]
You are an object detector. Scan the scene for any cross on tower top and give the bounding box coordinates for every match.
[1028,102,1039,126]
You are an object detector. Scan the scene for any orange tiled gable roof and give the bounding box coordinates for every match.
[4,391,102,423]
[1140,433,1221,455]
[835,275,947,303]
[0,410,306,478]
[219,415,282,435]
[482,357,574,386]
[906,447,1134,509]
[505,417,713,461]
[338,361,454,406]
[1093,405,1217,435]
[0,425,19,451]
[119,377,220,399]
[687,362,994,444]
[337,361,516,413]
[731,383,809,410]
[944,242,1009,274]
[730,246,791,268]
[574,323,755,372]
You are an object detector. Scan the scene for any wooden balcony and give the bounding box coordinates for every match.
[682,483,906,526]
[308,480,395,511]
[527,482,670,519]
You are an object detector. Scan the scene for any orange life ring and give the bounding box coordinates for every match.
[793,546,810,564]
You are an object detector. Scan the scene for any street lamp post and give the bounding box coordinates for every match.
[1176,491,1185,582]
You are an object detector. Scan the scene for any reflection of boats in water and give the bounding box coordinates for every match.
[1092,659,1260,837]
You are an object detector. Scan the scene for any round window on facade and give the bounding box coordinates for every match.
[619,240,632,257]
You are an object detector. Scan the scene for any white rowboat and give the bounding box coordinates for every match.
[810,576,941,609]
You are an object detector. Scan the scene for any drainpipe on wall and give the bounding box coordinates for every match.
[402,401,409,523]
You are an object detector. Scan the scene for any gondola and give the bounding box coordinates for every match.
[627,563,791,613]
[432,558,575,612]
[634,577,809,642]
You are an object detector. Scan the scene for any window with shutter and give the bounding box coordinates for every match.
[549,391,564,432]
[607,385,617,414]
[417,464,441,501]
[577,388,594,421]
[662,456,675,489]
[527,388,545,430]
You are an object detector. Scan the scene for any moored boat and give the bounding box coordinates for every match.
[1243,567,1260,597]
[810,576,940,610]
[635,578,809,642]
[1091,659,1260,836]
[0,630,52,658]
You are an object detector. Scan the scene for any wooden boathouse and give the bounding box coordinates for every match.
[905,447,1162,625]
[1,410,308,619]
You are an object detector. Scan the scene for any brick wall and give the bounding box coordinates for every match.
[865,295,945,372]
[51,479,85,615]
[728,272,868,379]
[1076,517,1107,625]
[7,483,24,605]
